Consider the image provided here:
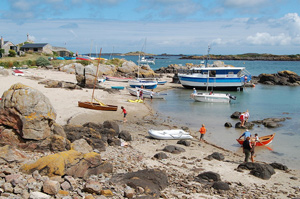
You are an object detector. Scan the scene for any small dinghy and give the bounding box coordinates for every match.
[148,129,193,140]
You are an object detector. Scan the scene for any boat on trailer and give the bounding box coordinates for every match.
[236,133,275,146]
[148,129,193,140]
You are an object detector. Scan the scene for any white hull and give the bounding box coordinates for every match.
[148,129,193,140]
[128,79,158,89]
[127,87,166,99]
[106,76,132,82]
[193,93,231,103]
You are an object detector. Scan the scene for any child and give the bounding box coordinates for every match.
[121,106,127,123]
[199,124,206,141]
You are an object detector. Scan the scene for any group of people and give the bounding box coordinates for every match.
[136,88,154,102]
[239,110,250,127]
[238,129,260,163]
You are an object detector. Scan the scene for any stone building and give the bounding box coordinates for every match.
[20,43,53,54]
[0,36,17,57]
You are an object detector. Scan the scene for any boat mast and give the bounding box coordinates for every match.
[91,48,102,102]
[205,45,211,92]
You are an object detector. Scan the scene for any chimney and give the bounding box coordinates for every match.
[0,36,3,48]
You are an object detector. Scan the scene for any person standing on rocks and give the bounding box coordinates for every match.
[243,136,252,162]
[199,124,206,141]
[121,106,127,123]
[239,112,246,127]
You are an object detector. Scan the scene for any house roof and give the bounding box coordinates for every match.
[20,43,49,48]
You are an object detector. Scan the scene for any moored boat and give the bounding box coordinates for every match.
[193,92,236,103]
[236,133,275,146]
[127,87,167,99]
[178,46,251,91]
[139,56,155,65]
[148,129,193,140]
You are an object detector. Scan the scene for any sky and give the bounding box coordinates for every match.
[0,0,300,55]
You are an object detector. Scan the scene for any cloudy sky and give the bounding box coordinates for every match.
[0,0,300,55]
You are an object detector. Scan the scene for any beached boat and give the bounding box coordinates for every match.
[98,78,106,83]
[64,57,76,60]
[78,101,118,111]
[139,56,155,65]
[178,46,251,91]
[78,48,118,111]
[236,133,275,146]
[12,69,24,76]
[76,56,91,61]
[157,80,167,85]
[148,129,193,140]
[128,79,158,89]
[111,86,124,90]
[106,76,133,82]
[193,92,236,103]
[127,87,167,99]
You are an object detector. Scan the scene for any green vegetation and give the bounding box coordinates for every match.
[105,58,124,67]
[36,56,50,66]
[8,49,17,57]
[76,60,90,66]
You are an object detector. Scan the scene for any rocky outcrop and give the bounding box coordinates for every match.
[258,70,300,86]
[0,83,56,141]
[110,169,169,198]
[162,145,186,154]
[252,117,288,128]
[20,150,113,179]
[238,162,275,180]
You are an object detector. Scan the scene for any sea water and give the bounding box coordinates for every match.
[104,55,300,169]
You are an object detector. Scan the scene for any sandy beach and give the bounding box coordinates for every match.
[1,68,300,198]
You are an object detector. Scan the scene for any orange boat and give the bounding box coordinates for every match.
[236,133,275,146]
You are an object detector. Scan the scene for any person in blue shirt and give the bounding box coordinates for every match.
[238,129,251,140]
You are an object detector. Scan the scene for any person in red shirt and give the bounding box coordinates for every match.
[199,124,206,141]
[121,106,127,123]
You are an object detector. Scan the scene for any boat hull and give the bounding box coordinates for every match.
[127,87,166,99]
[148,129,193,140]
[193,93,231,103]
[128,80,158,89]
[236,133,275,146]
[106,76,132,82]
[78,101,118,111]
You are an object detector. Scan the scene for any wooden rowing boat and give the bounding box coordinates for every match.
[78,101,118,111]
[236,133,275,146]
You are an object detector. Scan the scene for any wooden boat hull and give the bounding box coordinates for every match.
[148,129,193,140]
[78,101,118,111]
[236,133,275,146]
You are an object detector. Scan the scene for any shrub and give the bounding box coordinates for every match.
[13,61,20,67]
[76,60,90,66]
[36,57,50,67]
[106,58,124,67]
[8,49,16,57]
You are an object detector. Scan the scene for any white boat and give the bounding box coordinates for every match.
[148,129,193,140]
[139,56,155,65]
[193,92,236,103]
[106,76,133,82]
[127,87,167,99]
[178,46,251,91]
[12,69,24,76]
[128,79,158,89]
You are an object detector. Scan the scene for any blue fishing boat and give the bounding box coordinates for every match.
[178,46,251,91]
[111,86,124,90]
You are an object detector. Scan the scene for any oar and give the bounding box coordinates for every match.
[257,140,273,151]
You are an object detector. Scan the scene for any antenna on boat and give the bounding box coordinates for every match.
[91,48,102,102]
[205,44,211,68]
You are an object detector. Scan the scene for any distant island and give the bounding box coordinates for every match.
[87,52,300,61]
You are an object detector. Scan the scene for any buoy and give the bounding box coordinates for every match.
[252,84,255,87]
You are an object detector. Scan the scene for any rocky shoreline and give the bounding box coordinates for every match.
[0,67,300,198]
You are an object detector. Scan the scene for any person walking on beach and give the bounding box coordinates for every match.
[243,136,252,162]
[139,89,143,100]
[150,90,154,102]
[199,124,206,141]
[250,133,259,162]
[136,89,140,100]
[238,129,251,140]
[121,106,127,123]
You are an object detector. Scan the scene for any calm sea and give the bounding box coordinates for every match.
[102,55,300,169]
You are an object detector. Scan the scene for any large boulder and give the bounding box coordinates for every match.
[237,162,275,180]
[0,83,56,141]
[117,61,137,73]
[195,171,221,184]
[110,169,168,198]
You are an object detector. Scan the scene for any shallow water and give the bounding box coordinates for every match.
[104,55,300,169]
